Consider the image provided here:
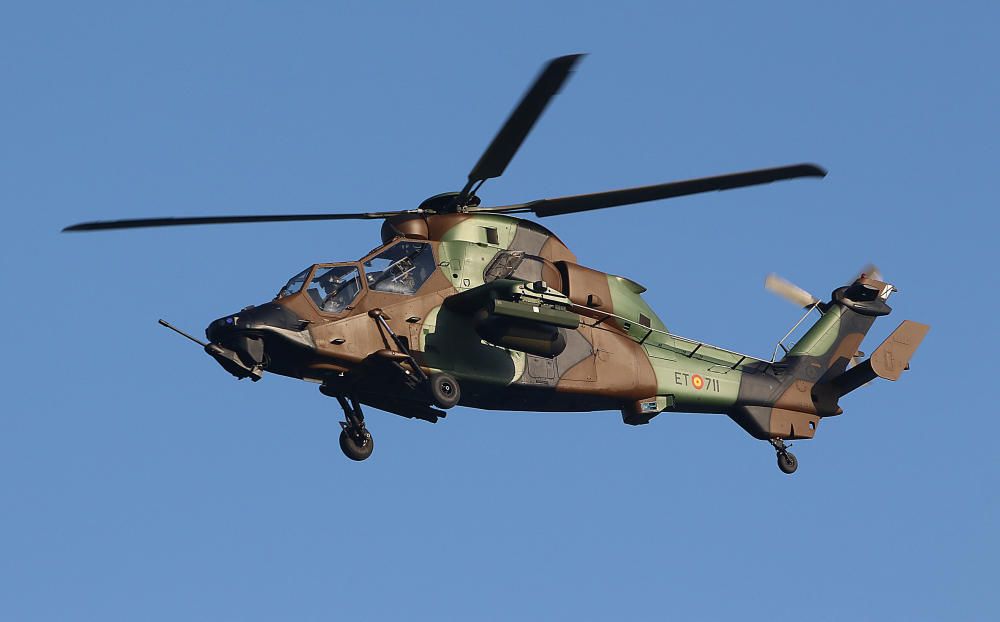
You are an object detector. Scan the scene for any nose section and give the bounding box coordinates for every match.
[205,316,265,379]
[206,303,305,340]
[205,314,239,344]
[204,302,306,379]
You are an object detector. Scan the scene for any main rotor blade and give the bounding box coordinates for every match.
[63,210,413,232]
[459,54,584,203]
[472,163,826,217]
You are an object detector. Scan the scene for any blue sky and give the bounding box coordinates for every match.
[2,2,997,620]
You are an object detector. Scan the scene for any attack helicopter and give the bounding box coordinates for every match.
[64,55,928,473]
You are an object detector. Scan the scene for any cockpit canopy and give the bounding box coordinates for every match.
[362,240,435,295]
[276,267,310,299]
[275,240,437,313]
[308,265,364,313]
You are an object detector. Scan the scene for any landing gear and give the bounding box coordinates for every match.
[777,450,798,474]
[339,427,374,461]
[770,438,798,475]
[336,396,374,461]
[428,372,461,409]
[367,309,462,410]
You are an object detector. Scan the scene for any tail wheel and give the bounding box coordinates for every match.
[777,451,798,474]
[428,373,461,409]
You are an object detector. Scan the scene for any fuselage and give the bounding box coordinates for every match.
[207,213,774,424]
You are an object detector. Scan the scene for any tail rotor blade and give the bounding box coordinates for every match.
[856,263,882,282]
[765,273,820,308]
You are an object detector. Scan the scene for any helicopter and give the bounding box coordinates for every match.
[64,55,928,473]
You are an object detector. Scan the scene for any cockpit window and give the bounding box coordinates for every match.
[364,241,435,295]
[277,267,311,299]
[307,265,363,313]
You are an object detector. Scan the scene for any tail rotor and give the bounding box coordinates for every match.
[764,273,820,309]
[764,263,884,311]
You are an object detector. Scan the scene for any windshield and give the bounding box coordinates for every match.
[364,241,436,295]
[277,267,311,299]
[306,265,363,313]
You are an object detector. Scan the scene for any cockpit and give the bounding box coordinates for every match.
[275,240,437,313]
[307,265,364,313]
[362,240,435,295]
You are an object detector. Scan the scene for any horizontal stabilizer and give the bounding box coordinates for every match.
[870,320,930,380]
[831,320,930,396]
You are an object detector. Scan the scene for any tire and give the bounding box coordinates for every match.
[428,373,461,409]
[777,451,798,475]
[339,428,374,461]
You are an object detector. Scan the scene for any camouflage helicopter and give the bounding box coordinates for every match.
[64,55,928,473]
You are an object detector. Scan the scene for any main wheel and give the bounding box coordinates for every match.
[339,428,374,461]
[428,372,461,409]
[777,451,798,474]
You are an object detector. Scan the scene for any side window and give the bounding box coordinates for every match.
[483,250,555,285]
[276,267,311,299]
[364,241,436,295]
[307,265,362,313]
[484,251,525,282]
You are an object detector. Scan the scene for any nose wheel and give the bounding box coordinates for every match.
[336,396,374,461]
[770,438,797,475]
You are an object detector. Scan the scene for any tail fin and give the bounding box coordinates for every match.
[778,274,897,384]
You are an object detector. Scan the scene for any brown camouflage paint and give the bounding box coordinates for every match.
[233,213,925,445]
